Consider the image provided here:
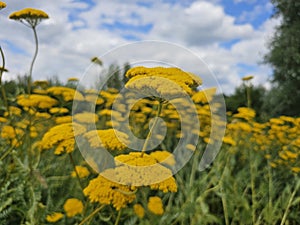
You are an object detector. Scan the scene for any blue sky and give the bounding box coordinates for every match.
[0,0,279,94]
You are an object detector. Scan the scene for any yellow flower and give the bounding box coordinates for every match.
[134,204,145,219]
[150,151,176,166]
[84,129,129,151]
[269,118,284,125]
[125,67,202,100]
[49,107,69,114]
[47,86,84,102]
[0,117,8,123]
[186,144,196,151]
[192,87,216,104]
[104,152,177,191]
[1,125,16,139]
[39,123,86,155]
[242,75,254,81]
[233,107,256,121]
[0,125,23,146]
[35,112,51,119]
[0,1,6,9]
[71,166,90,178]
[67,77,79,82]
[32,89,48,94]
[46,212,64,223]
[4,106,22,117]
[222,136,236,146]
[83,175,136,211]
[147,196,164,215]
[74,112,99,124]
[63,198,83,217]
[291,167,300,173]
[91,56,102,66]
[17,94,58,109]
[55,116,72,124]
[9,8,48,27]
[84,94,104,105]
[33,80,49,88]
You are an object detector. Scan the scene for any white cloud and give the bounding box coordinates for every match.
[0,0,278,94]
[238,2,273,23]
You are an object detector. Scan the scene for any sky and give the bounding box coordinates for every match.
[0,0,279,94]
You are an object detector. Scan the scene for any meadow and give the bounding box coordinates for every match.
[1,3,300,225]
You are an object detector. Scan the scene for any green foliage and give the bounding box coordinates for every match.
[263,0,300,116]
[225,84,267,120]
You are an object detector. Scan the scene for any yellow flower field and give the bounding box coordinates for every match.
[1,2,300,225]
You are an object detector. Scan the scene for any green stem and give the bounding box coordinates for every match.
[189,145,200,188]
[141,101,162,156]
[280,180,300,225]
[68,153,85,191]
[27,114,33,172]
[267,156,273,224]
[114,209,122,225]
[79,205,105,225]
[0,46,8,111]
[249,149,257,224]
[245,83,251,108]
[220,153,231,225]
[28,26,39,94]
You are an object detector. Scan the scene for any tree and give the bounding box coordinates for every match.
[263,0,300,116]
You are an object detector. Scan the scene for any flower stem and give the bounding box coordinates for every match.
[28,25,39,94]
[114,209,122,225]
[0,46,8,111]
[141,101,162,156]
[249,149,257,224]
[79,205,105,225]
[69,153,84,191]
[280,180,300,225]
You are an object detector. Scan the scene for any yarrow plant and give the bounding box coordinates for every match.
[9,8,49,94]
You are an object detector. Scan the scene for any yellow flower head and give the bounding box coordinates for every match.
[71,166,90,178]
[0,117,8,123]
[222,136,236,146]
[4,106,22,117]
[33,80,49,88]
[150,150,176,166]
[147,196,164,215]
[84,129,129,151]
[55,116,72,124]
[49,107,69,114]
[0,1,6,10]
[39,123,86,155]
[9,8,48,27]
[233,107,256,121]
[32,89,48,95]
[67,77,79,82]
[242,75,254,81]
[46,212,64,223]
[91,56,103,66]
[63,198,83,217]
[134,204,145,218]
[83,175,136,211]
[100,152,177,191]
[47,86,84,102]
[125,67,202,100]
[73,112,99,124]
[85,94,105,105]
[1,125,16,139]
[17,94,58,109]
[192,87,217,104]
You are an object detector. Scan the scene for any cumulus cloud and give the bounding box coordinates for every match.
[0,0,277,94]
